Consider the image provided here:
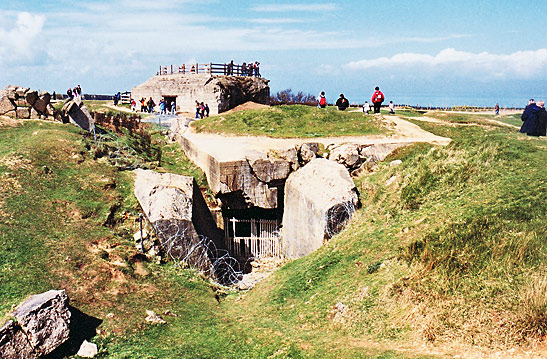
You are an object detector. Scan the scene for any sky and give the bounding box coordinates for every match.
[1,0,547,106]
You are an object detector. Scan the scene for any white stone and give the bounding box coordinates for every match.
[77,340,98,358]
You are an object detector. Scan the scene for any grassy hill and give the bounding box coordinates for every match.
[191,105,393,138]
[0,109,545,358]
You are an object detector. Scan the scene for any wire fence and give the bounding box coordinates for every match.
[157,62,261,77]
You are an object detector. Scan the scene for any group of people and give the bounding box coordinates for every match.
[318,86,393,114]
[158,99,176,115]
[195,101,210,119]
[66,85,82,100]
[520,99,547,137]
[226,60,260,77]
[139,97,156,113]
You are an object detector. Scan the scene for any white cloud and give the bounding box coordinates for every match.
[345,48,547,78]
[0,11,47,65]
[252,3,336,12]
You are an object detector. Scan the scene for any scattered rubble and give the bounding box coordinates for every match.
[145,310,166,324]
[77,340,98,358]
[0,85,55,120]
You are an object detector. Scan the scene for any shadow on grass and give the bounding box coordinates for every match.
[48,306,102,358]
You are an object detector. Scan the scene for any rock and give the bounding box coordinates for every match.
[350,157,377,177]
[328,143,364,170]
[29,108,41,119]
[3,110,16,119]
[0,96,16,115]
[16,87,30,98]
[62,98,94,131]
[281,158,360,258]
[298,142,319,164]
[145,310,166,324]
[133,169,224,276]
[77,340,98,358]
[33,97,48,114]
[385,175,397,186]
[271,147,299,171]
[5,86,17,100]
[390,159,402,167]
[25,91,39,106]
[16,107,31,119]
[360,143,406,162]
[246,152,291,183]
[0,320,35,359]
[0,290,71,358]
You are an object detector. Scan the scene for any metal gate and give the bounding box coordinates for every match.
[224,218,281,258]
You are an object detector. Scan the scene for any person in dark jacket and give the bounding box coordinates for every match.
[335,94,349,111]
[521,101,546,136]
[520,100,540,135]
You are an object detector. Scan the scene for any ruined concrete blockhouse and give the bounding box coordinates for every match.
[131,73,270,115]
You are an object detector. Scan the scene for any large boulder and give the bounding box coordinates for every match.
[281,158,360,259]
[133,169,224,276]
[25,91,39,106]
[16,107,31,119]
[0,290,71,358]
[62,98,94,131]
[0,96,16,115]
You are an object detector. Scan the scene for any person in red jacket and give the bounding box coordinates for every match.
[371,86,384,114]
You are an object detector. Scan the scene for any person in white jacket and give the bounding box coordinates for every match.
[363,101,371,114]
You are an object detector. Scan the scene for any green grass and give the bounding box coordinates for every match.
[1,113,546,358]
[192,105,391,138]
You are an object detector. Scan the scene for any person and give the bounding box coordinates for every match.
[388,101,395,114]
[76,85,82,98]
[227,60,234,76]
[131,98,136,112]
[495,103,499,116]
[171,101,176,114]
[363,101,371,114]
[371,86,384,113]
[335,94,349,111]
[254,61,260,77]
[200,102,205,119]
[113,93,118,106]
[67,88,73,100]
[195,100,200,119]
[241,62,247,76]
[520,100,546,136]
[140,97,146,112]
[147,97,155,113]
[205,103,210,117]
[159,99,166,115]
[317,91,327,109]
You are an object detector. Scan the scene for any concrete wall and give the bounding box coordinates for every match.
[131,73,270,115]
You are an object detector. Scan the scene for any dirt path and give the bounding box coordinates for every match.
[178,114,451,162]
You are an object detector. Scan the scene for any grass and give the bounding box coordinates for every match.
[192,104,391,138]
[0,109,546,358]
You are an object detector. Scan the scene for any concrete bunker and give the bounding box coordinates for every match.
[131,62,270,115]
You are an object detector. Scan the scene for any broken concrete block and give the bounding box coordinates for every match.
[15,107,31,119]
[0,96,16,115]
[25,91,39,106]
[282,158,359,259]
[62,98,94,131]
[0,320,35,359]
[298,142,319,164]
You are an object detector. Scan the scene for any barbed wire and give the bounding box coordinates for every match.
[151,220,244,286]
[324,201,356,239]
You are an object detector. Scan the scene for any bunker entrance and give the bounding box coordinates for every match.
[222,206,283,267]
[163,95,177,111]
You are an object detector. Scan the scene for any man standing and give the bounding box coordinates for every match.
[371,86,385,114]
[335,94,349,111]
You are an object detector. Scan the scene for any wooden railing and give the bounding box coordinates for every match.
[224,218,280,258]
[157,63,260,77]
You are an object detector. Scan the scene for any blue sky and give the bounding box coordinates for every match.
[1,0,546,106]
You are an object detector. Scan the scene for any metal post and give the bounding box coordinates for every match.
[139,213,144,252]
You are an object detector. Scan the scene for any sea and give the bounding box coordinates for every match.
[347,94,547,109]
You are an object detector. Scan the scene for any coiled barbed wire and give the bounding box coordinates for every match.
[151,220,244,286]
[324,201,356,239]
